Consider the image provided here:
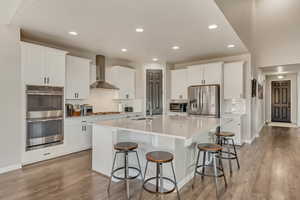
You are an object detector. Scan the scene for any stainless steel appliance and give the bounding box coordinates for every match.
[188,85,220,117]
[26,86,64,150]
[65,103,74,117]
[169,102,187,112]
[90,55,119,89]
[124,106,133,112]
[82,104,93,116]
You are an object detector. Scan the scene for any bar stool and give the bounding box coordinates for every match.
[215,132,240,175]
[140,151,181,200]
[107,142,143,199]
[192,143,227,195]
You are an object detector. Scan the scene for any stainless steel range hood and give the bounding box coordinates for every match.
[90,55,119,89]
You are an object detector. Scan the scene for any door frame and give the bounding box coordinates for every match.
[271,80,291,123]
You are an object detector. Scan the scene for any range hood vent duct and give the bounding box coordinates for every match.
[90,55,119,90]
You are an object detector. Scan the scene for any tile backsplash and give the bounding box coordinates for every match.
[223,99,246,114]
[65,88,142,113]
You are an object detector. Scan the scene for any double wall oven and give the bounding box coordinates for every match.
[26,86,64,151]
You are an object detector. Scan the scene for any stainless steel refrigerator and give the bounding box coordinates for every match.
[187,85,220,117]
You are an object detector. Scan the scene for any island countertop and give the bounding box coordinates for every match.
[94,114,220,140]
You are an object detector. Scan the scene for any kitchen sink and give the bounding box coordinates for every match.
[131,117,154,120]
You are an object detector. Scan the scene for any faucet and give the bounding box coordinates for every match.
[148,102,153,116]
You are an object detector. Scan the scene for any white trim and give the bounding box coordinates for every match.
[0,164,22,174]
[245,123,265,144]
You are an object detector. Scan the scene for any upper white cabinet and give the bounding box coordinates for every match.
[204,62,223,85]
[224,61,244,99]
[21,42,67,86]
[187,65,204,86]
[108,66,135,99]
[171,69,188,100]
[187,62,222,86]
[66,56,90,99]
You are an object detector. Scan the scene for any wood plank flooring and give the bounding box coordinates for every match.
[0,126,300,200]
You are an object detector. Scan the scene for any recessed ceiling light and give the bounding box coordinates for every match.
[68,31,78,36]
[121,48,128,52]
[152,58,158,62]
[277,66,284,72]
[136,28,144,33]
[172,46,180,50]
[227,44,235,48]
[208,24,218,30]
[278,75,284,79]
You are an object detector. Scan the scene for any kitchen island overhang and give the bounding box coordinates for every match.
[92,115,220,190]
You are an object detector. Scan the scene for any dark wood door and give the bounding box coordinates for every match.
[271,80,291,122]
[146,69,163,115]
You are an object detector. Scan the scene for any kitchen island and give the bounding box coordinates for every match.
[92,114,221,189]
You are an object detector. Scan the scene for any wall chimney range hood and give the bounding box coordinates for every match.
[90,55,119,90]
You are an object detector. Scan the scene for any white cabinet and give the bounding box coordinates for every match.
[21,42,45,85]
[64,119,92,153]
[187,65,204,85]
[224,61,244,99]
[221,114,246,145]
[204,62,222,85]
[171,69,188,100]
[44,48,66,87]
[108,66,135,99]
[66,56,90,99]
[21,42,67,86]
[187,62,222,86]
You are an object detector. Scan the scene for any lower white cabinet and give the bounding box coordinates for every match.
[221,114,246,145]
[64,118,92,153]
[22,113,142,165]
[22,144,67,165]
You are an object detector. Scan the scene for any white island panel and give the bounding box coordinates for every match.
[92,115,221,189]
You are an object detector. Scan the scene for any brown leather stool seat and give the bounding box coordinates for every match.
[215,132,235,137]
[146,151,174,163]
[198,143,222,152]
[114,142,138,151]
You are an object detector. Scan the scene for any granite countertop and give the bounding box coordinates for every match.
[94,115,220,140]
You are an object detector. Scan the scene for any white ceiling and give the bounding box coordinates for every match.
[11,0,247,64]
[0,0,23,24]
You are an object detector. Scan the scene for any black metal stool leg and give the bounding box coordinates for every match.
[125,151,130,199]
[218,151,227,188]
[231,138,240,169]
[171,162,181,200]
[212,153,219,196]
[192,149,201,189]
[107,151,118,192]
[201,151,206,181]
[225,138,233,175]
[134,151,144,180]
[139,161,148,200]
[156,163,160,195]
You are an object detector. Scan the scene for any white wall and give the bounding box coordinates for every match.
[0,25,22,172]
[255,0,300,67]
[265,74,298,124]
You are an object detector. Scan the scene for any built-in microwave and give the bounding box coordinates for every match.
[26,86,64,151]
[169,103,188,112]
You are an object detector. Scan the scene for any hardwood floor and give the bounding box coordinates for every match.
[1,126,300,200]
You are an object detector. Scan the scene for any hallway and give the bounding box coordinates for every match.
[0,126,299,200]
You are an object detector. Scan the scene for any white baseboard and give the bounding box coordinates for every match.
[245,123,265,144]
[0,164,22,174]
